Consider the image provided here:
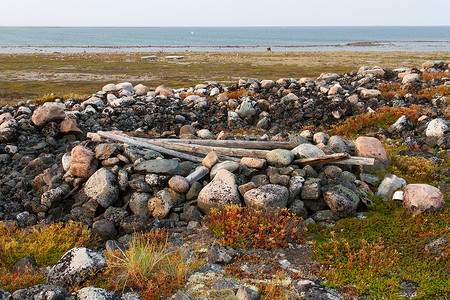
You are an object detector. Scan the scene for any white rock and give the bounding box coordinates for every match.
[102,83,117,92]
[402,73,421,84]
[62,152,71,172]
[376,174,406,200]
[46,247,106,289]
[116,82,133,91]
[425,118,450,139]
[291,143,325,158]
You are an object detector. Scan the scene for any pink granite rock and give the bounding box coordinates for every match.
[31,105,66,127]
[70,145,97,178]
[403,184,445,215]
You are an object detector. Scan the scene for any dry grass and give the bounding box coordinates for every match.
[89,229,203,299]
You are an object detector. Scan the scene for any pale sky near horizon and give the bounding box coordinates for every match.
[1,0,450,27]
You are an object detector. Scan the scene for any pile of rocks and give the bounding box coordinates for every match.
[0,60,448,299]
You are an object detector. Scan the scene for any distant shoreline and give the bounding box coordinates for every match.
[1,40,450,53]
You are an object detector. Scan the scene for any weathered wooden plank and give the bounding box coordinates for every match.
[146,139,270,159]
[293,154,375,166]
[144,138,293,150]
[293,153,350,166]
[95,131,204,163]
[333,156,375,166]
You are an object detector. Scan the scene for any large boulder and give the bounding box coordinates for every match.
[323,185,360,218]
[46,247,106,289]
[70,145,97,178]
[243,184,289,210]
[197,169,242,214]
[31,104,66,127]
[403,184,445,215]
[84,168,119,208]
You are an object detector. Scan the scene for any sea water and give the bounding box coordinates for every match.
[0,26,448,52]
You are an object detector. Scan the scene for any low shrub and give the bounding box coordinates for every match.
[329,105,422,138]
[421,72,449,82]
[0,268,45,292]
[225,90,260,100]
[379,82,450,100]
[312,200,450,299]
[38,93,87,105]
[384,143,450,185]
[203,205,306,249]
[0,221,98,269]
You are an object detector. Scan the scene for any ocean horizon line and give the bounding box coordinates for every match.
[1,25,450,28]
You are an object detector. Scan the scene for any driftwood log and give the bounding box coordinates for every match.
[96,131,204,163]
[91,131,375,167]
[145,138,293,150]
[142,139,270,159]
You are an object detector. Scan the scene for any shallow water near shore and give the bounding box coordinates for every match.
[0,26,449,53]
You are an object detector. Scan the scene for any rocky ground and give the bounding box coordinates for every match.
[0,60,449,299]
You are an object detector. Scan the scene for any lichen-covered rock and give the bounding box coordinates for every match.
[46,247,106,289]
[266,149,294,167]
[288,176,305,202]
[73,286,122,300]
[0,119,19,142]
[168,175,190,193]
[197,169,242,214]
[0,288,10,300]
[84,168,119,208]
[148,190,174,219]
[9,284,67,300]
[244,184,288,210]
[389,115,414,133]
[291,143,325,158]
[129,192,151,216]
[425,118,450,139]
[323,185,360,218]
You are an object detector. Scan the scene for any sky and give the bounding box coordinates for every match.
[2,0,450,27]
